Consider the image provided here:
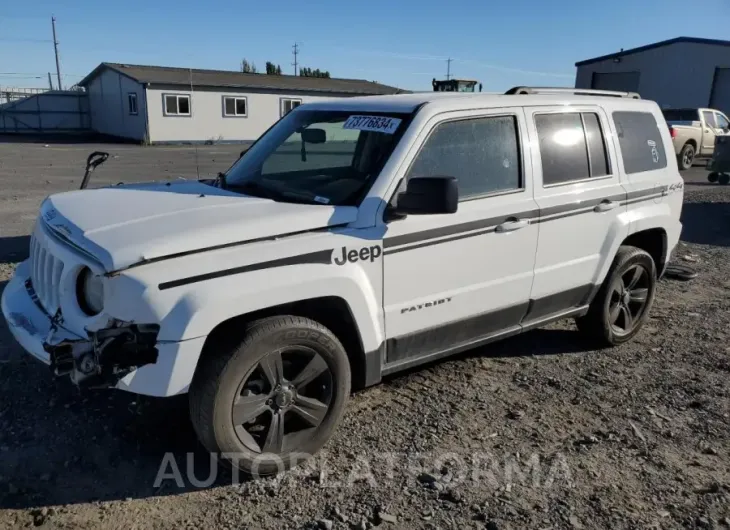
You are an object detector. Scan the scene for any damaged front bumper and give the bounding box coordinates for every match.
[1,261,205,397]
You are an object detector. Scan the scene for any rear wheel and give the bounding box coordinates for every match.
[678,143,695,170]
[576,246,656,346]
[708,172,719,183]
[189,316,351,477]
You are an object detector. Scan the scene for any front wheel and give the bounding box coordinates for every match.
[576,246,657,346]
[708,172,719,183]
[189,316,351,477]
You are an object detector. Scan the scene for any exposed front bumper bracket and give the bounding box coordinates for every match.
[44,324,160,389]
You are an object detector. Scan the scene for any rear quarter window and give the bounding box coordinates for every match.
[612,111,667,174]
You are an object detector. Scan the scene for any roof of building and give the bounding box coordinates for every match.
[575,36,730,67]
[78,62,406,95]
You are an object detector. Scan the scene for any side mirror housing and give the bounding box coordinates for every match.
[393,176,458,216]
[302,128,327,144]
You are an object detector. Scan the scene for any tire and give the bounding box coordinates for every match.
[719,173,730,185]
[575,246,657,346]
[189,315,351,477]
[708,172,719,183]
[678,143,695,170]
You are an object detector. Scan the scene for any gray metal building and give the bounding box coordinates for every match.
[77,63,405,144]
[575,37,730,114]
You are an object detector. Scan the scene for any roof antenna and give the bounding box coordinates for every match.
[189,67,201,181]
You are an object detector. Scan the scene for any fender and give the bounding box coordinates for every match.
[159,261,384,351]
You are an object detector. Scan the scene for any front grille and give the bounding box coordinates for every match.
[29,233,64,314]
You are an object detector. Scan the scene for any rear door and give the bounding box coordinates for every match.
[526,106,627,319]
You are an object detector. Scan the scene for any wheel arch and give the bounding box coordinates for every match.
[622,227,668,277]
[197,296,377,390]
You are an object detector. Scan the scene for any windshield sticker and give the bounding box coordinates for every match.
[313,196,330,204]
[343,115,402,135]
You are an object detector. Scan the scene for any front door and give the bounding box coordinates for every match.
[526,106,628,317]
[382,108,539,370]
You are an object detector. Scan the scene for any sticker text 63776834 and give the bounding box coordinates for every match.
[343,115,402,135]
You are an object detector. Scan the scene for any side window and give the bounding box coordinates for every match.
[127,93,138,115]
[715,112,729,130]
[613,111,668,174]
[406,115,521,200]
[702,110,717,128]
[583,113,609,177]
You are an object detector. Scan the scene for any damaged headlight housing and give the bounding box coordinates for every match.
[76,267,104,315]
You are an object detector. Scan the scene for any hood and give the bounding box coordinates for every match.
[40,180,357,271]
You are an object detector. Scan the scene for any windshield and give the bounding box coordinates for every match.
[224,109,412,206]
[662,109,699,122]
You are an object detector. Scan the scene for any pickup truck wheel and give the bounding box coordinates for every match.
[678,143,695,170]
[708,172,719,183]
[575,246,656,346]
[719,173,730,185]
[189,316,351,477]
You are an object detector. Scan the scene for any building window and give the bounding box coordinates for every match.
[128,93,138,115]
[406,115,522,200]
[612,111,667,174]
[534,112,611,186]
[280,98,302,117]
[223,96,248,117]
[163,94,191,116]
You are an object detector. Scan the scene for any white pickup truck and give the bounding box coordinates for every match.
[663,107,730,170]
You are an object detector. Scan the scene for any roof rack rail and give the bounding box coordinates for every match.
[505,86,641,99]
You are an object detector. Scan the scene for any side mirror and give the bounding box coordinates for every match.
[239,146,249,159]
[302,128,326,144]
[394,176,458,215]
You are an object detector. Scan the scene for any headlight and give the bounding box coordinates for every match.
[76,267,104,315]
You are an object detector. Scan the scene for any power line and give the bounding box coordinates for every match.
[0,37,52,43]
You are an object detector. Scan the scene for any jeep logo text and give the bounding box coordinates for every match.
[333,245,382,266]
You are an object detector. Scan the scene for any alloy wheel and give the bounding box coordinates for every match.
[231,347,333,454]
[682,148,694,169]
[608,264,651,336]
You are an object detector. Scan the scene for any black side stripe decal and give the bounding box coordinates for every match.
[158,185,671,289]
[158,249,334,290]
[383,209,539,249]
[384,186,666,251]
[384,226,498,255]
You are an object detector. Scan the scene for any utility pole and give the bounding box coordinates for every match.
[292,42,299,76]
[51,16,62,91]
[47,72,54,90]
[446,57,453,81]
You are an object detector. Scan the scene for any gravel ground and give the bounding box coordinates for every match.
[0,142,729,530]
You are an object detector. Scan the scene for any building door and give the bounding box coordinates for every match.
[710,68,730,116]
[382,108,539,369]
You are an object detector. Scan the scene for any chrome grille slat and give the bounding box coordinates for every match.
[29,231,64,314]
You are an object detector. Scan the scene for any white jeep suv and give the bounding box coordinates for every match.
[2,86,683,476]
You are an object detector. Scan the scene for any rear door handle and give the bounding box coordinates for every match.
[594,200,618,213]
[496,218,529,233]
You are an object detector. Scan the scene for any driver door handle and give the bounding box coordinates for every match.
[496,218,529,233]
[594,200,618,213]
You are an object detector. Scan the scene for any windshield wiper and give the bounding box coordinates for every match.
[228,181,324,205]
[226,180,276,199]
